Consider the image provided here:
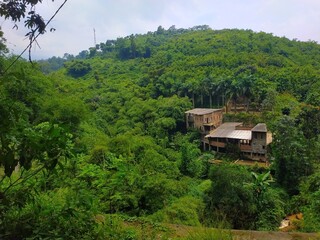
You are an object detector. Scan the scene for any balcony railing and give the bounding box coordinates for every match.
[209,141,225,148]
[240,144,252,151]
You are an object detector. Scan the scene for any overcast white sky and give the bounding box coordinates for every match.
[1,0,320,60]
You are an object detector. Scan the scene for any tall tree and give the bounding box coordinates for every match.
[204,165,256,229]
[271,115,313,195]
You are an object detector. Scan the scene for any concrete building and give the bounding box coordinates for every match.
[205,122,272,161]
[185,108,272,161]
[185,108,223,149]
[185,108,223,133]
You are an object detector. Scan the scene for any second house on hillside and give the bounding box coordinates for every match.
[185,108,224,149]
[185,108,223,133]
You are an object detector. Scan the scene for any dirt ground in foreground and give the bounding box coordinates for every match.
[167,224,320,240]
[231,229,320,240]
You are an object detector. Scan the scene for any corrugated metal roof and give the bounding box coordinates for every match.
[251,123,267,132]
[206,122,252,140]
[227,130,252,140]
[185,108,222,115]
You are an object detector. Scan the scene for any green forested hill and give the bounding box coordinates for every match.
[44,27,320,107]
[1,26,320,239]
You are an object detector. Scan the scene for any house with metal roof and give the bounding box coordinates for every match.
[205,122,272,161]
[185,108,272,161]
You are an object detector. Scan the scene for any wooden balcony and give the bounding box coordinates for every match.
[209,141,226,148]
[240,144,252,151]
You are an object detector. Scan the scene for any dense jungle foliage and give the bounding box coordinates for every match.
[0,25,320,239]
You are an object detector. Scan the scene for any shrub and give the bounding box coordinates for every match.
[65,60,91,77]
[151,196,205,226]
[185,228,233,240]
[0,187,99,239]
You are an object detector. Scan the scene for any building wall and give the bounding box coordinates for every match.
[251,131,267,154]
[211,110,223,127]
[186,110,223,132]
[193,114,204,129]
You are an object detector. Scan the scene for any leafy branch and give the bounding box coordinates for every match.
[1,0,68,74]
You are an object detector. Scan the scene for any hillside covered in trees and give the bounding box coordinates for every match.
[1,25,320,239]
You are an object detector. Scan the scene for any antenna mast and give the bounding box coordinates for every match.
[93,28,97,47]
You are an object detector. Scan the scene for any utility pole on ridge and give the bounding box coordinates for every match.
[93,28,97,47]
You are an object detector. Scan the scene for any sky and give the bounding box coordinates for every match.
[1,0,320,60]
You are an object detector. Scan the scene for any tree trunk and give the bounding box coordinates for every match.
[246,98,250,112]
[222,95,225,108]
[225,98,230,113]
[192,92,195,108]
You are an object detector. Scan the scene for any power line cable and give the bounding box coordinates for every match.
[1,0,68,75]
